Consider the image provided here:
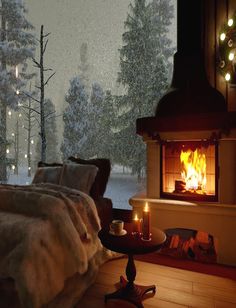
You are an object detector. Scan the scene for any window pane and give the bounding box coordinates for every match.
[4,0,177,210]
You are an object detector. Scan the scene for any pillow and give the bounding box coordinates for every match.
[59,163,98,195]
[68,157,111,199]
[32,166,63,184]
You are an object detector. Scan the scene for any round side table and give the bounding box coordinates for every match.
[98,223,166,308]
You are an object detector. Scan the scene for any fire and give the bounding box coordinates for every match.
[180,148,207,193]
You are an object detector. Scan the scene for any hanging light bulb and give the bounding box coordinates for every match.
[6,149,9,154]
[12,165,15,170]
[220,33,226,41]
[19,113,22,117]
[229,52,234,61]
[28,166,31,170]
[228,18,234,27]
[11,133,15,137]
[8,111,12,116]
[16,90,20,95]
[24,154,27,158]
[225,72,231,81]
[31,140,34,144]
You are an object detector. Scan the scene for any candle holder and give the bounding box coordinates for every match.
[141,232,152,241]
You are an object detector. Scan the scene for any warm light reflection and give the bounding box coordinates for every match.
[180,148,207,194]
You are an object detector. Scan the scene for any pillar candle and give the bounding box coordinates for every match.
[142,202,150,240]
[132,213,140,234]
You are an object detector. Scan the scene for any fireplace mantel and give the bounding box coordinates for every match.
[136,111,236,139]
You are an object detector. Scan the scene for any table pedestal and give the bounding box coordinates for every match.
[104,254,156,308]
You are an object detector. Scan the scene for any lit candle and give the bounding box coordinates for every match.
[142,202,150,241]
[132,213,140,235]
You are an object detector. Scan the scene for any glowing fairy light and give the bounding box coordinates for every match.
[15,66,19,78]
[229,52,234,61]
[228,18,233,27]
[220,33,226,41]
[225,72,231,81]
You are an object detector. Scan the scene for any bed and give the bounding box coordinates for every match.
[0,157,115,308]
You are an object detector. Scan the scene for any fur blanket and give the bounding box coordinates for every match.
[0,183,113,308]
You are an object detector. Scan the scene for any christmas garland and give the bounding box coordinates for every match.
[218,13,236,83]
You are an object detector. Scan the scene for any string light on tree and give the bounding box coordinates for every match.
[219,12,236,83]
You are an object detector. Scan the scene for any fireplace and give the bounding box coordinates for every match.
[129,0,236,266]
[161,140,218,202]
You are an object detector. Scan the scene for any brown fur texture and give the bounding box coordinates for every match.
[0,184,114,308]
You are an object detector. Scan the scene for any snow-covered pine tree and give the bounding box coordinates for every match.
[61,76,89,159]
[97,90,116,161]
[115,0,174,179]
[34,98,59,165]
[78,42,90,91]
[79,82,104,159]
[0,0,35,182]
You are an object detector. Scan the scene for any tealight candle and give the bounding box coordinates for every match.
[142,202,150,241]
[132,213,140,235]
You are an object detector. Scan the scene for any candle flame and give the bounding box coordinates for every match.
[144,202,149,212]
[134,214,138,221]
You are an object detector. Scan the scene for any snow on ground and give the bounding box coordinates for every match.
[7,168,145,210]
[105,173,145,209]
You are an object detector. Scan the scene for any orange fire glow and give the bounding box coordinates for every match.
[180,148,207,193]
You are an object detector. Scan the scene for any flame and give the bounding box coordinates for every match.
[180,148,207,193]
[144,202,149,212]
[134,213,139,221]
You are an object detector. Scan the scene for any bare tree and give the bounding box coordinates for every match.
[21,93,38,177]
[23,25,56,162]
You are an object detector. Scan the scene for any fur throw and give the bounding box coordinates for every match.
[0,183,112,308]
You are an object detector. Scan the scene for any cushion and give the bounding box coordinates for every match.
[59,163,98,195]
[68,157,111,199]
[32,166,63,184]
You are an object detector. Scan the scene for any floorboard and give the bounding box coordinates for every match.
[77,257,236,308]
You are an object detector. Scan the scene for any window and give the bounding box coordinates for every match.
[2,0,177,209]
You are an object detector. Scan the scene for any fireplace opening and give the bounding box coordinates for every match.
[160,140,218,202]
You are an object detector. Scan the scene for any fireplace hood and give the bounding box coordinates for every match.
[137,0,236,136]
[155,0,226,117]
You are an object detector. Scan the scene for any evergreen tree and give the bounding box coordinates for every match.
[78,42,90,91]
[98,90,116,161]
[0,0,35,182]
[80,82,104,159]
[115,0,174,178]
[34,99,59,164]
[61,76,89,159]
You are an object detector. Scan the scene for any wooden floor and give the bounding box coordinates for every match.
[77,257,236,308]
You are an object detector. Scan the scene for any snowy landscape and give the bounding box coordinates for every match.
[0,0,176,209]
